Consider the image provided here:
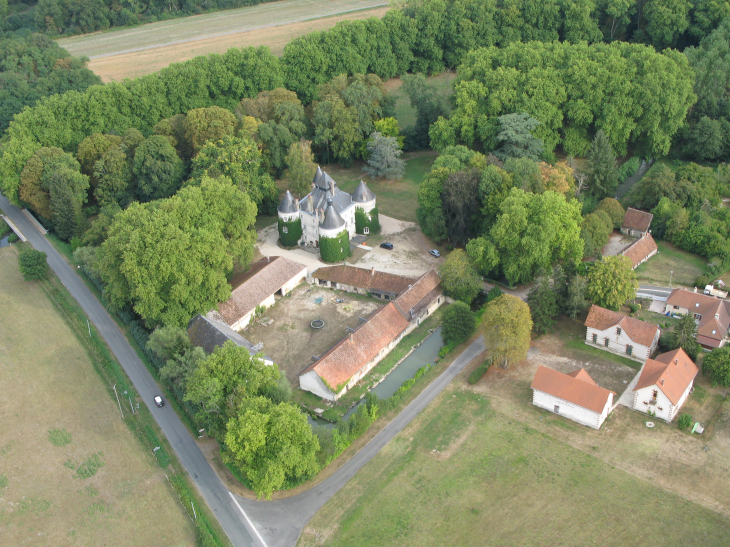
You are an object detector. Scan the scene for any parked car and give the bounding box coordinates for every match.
[430,249,441,257]
[380,242,394,250]
[154,396,164,407]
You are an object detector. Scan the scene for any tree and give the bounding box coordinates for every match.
[93,146,133,207]
[224,396,319,499]
[284,140,316,198]
[465,236,499,277]
[148,325,205,392]
[438,249,482,305]
[488,188,584,285]
[644,0,691,49]
[441,302,477,346]
[76,133,122,184]
[703,346,730,387]
[527,274,559,335]
[441,169,481,245]
[363,132,405,180]
[183,106,237,156]
[311,94,360,165]
[581,211,613,256]
[48,170,85,241]
[185,341,281,439]
[586,131,618,200]
[670,314,700,360]
[481,294,532,368]
[682,116,726,162]
[494,113,544,162]
[563,275,588,319]
[132,136,185,202]
[586,256,638,311]
[402,73,446,150]
[596,198,625,229]
[97,177,257,327]
[18,247,48,280]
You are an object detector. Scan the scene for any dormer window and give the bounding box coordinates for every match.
[616,327,622,336]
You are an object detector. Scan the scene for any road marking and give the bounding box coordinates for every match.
[229,491,269,547]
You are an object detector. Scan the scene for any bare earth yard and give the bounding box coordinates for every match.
[299,318,730,546]
[0,246,195,546]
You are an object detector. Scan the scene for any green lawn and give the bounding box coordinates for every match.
[299,388,730,546]
[634,240,707,287]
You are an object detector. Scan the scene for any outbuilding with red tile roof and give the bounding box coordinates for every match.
[621,233,658,269]
[621,207,653,237]
[531,366,615,429]
[632,348,698,422]
[664,288,730,349]
[585,304,660,362]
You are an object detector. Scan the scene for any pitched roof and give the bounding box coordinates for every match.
[584,304,659,347]
[666,288,730,343]
[187,314,270,361]
[394,270,442,319]
[218,256,307,326]
[633,348,698,405]
[312,265,414,294]
[320,198,345,229]
[622,233,658,268]
[622,207,653,232]
[531,366,613,414]
[352,180,376,203]
[300,168,352,215]
[302,302,410,391]
[278,190,297,214]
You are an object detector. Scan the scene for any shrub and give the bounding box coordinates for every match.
[617,157,641,182]
[677,413,693,430]
[694,274,712,288]
[628,303,639,313]
[703,346,730,387]
[278,217,302,248]
[8,233,19,243]
[441,302,476,346]
[596,198,625,229]
[18,247,48,280]
[468,360,491,384]
[355,207,381,235]
[319,230,351,263]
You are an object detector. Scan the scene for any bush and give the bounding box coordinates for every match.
[441,302,476,346]
[18,247,48,280]
[703,346,730,387]
[627,303,639,313]
[468,360,491,384]
[694,274,712,288]
[617,157,641,182]
[355,207,381,235]
[278,217,302,248]
[677,413,693,430]
[319,230,351,263]
[8,233,19,243]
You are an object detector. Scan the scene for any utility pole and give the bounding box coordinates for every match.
[112,384,124,419]
[670,270,673,288]
[87,319,91,338]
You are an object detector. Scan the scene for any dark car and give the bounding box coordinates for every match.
[154,396,164,407]
[430,249,441,257]
[380,242,394,250]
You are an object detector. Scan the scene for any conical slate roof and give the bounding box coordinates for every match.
[352,180,376,203]
[278,190,297,213]
[320,197,345,230]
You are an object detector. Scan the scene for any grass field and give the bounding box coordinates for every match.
[57,0,389,81]
[299,384,730,546]
[635,240,707,287]
[0,245,196,546]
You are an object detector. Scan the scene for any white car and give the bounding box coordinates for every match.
[154,396,164,407]
[429,249,441,258]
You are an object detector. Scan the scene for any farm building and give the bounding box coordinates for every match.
[632,348,698,422]
[530,366,615,429]
[621,207,653,237]
[621,233,658,269]
[299,270,443,401]
[584,304,660,362]
[311,265,414,301]
[187,314,273,366]
[278,167,377,248]
[664,288,730,349]
[214,256,307,331]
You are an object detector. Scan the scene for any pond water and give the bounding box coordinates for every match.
[0,235,9,248]
[307,327,444,429]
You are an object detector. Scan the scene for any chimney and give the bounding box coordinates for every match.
[330,178,335,194]
[349,333,353,342]
[267,256,270,263]
[694,287,698,293]
[371,267,375,277]
[675,359,678,365]
[294,198,299,210]
[661,379,665,385]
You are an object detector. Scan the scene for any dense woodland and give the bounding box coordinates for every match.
[3,0,730,498]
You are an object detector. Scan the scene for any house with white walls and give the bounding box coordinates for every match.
[584,304,660,362]
[632,348,698,422]
[530,366,615,429]
[664,288,730,349]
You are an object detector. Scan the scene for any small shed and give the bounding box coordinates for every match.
[621,207,653,237]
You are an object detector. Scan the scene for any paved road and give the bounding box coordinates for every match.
[2,193,487,547]
[235,336,486,547]
[0,194,259,547]
[638,284,673,300]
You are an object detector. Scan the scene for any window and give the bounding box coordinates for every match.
[604,338,609,347]
[282,226,288,234]
[592,333,598,343]
[694,313,702,320]
[626,345,633,356]
[554,405,560,414]
[673,305,680,310]
[364,227,369,235]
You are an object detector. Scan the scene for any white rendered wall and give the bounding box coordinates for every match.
[633,385,673,422]
[585,326,654,362]
[532,390,608,429]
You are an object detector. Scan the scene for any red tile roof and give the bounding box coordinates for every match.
[622,207,653,232]
[312,265,414,295]
[666,288,730,344]
[531,366,613,414]
[218,256,307,326]
[302,302,410,391]
[394,270,442,319]
[633,348,698,405]
[584,304,659,347]
[622,234,658,269]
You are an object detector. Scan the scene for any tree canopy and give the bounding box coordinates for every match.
[586,256,638,311]
[481,294,532,368]
[438,249,482,304]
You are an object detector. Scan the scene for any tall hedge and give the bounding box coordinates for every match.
[278,217,302,247]
[319,230,351,263]
[355,206,380,235]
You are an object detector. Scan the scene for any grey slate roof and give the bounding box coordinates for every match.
[300,167,353,215]
[187,314,271,362]
[352,180,376,203]
[320,198,346,230]
[278,190,297,214]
